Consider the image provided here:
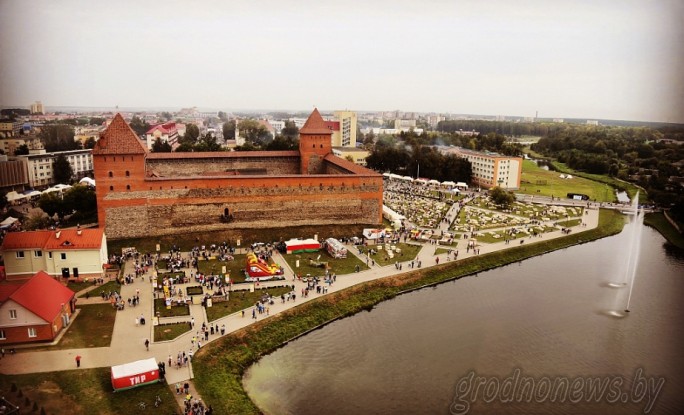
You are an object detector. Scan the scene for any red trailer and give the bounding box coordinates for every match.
[111,358,160,392]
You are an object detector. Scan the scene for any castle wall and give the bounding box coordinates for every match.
[146,156,300,177]
[101,176,382,239]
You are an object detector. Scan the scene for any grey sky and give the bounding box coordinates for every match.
[1,0,682,123]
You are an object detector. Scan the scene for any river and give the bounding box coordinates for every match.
[243,223,684,414]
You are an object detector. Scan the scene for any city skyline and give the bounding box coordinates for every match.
[1,0,683,123]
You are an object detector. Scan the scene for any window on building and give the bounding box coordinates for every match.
[126,170,130,177]
[108,171,113,177]
[48,252,53,259]
[34,250,42,258]
[28,327,37,338]
[110,186,114,191]
[60,253,67,260]
[15,251,24,259]
[0,329,5,340]
[9,309,17,319]
[126,185,130,190]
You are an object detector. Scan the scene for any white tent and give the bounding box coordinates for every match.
[42,185,71,194]
[455,182,469,189]
[398,175,413,182]
[414,178,428,185]
[382,172,391,178]
[26,190,42,199]
[5,191,28,203]
[428,179,441,185]
[441,181,456,188]
[0,216,18,229]
[80,177,96,186]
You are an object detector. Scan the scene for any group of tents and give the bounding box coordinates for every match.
[4,178,95,205]
[382,173,468,191]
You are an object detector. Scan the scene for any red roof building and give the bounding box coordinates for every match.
[0,271,76,344]
[145,121,179,150]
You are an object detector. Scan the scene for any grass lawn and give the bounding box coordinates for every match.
[205,286,293,322]
[550,161,645,203]
[556,218,583,227]
[23,304,116,351]
[519,159,616,202]
[154,298,190,317]
[370,243,422,266]
[154,322,191,342]
[68,280,97,293]
[197,256,248,282]
[281,250,368,276]
[0,368,179,415]
[79,280,121,298]
[645,212,684,249]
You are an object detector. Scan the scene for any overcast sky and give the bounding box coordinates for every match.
[1,0,682,122]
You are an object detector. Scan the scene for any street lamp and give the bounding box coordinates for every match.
[416,161,420,179]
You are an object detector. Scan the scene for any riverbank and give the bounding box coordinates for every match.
[644,212,684,249]
[191,209,626,414]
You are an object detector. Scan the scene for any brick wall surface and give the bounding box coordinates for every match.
[103,184,382,239]
[147,156,300,177]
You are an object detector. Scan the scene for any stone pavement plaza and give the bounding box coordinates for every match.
[0,200,601,407]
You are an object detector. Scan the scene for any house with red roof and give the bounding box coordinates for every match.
[0,228,108,281]
[145,122,179,150]
[0,270,76,344]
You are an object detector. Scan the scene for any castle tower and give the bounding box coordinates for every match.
[299,108,332,174]
[92,113,147,228]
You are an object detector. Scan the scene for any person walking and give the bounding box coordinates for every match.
[144,339,150,351]
[75,355,81,368]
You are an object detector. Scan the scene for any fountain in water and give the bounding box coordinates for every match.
[603,192,643,316]
[623,192,644,312]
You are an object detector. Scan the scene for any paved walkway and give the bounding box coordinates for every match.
[0,201,600,408]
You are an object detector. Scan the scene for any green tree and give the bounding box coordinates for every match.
[89,117,106,125]
[218,111,228,122]
[15,144,30,155]
[83,137,97,149]
[195,133,222,152]
[152,137,172,152]
[160,111,173,121]
[489,186,515,209]
[24,212,49,230]
[265,135,298,150]
[63,185,97,216]
[280,121,299,140]
[363,130,376,148]
[38,192,69,219]
[52,154,74,184]
[129,115,150,136]
[239,119,272,145]
[40,124,79,152]
[222,121,236,140]
[184,124,200,142]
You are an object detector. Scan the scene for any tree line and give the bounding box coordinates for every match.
[530,123,684,220]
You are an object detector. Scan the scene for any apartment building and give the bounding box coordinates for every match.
[441,147,522,190]
[17,149,94,188]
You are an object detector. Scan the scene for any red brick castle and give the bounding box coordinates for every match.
[92,109,383,239]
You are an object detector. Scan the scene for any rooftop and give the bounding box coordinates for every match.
[93,113,147,155]
[1,228,105,251]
